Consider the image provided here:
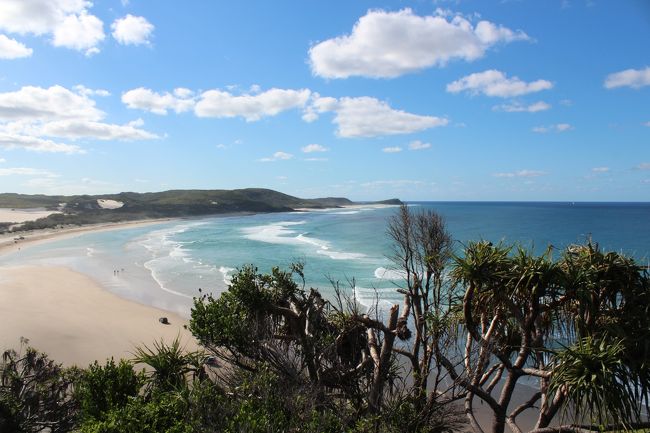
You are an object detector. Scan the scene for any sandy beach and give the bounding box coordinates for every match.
[0,265,198,367]
[0,218,172,256]
[0,216,200,366]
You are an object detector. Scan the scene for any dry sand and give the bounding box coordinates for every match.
[0,207,60,224]
[0,265,198,367]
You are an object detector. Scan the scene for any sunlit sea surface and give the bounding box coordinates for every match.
[5,202,649,317]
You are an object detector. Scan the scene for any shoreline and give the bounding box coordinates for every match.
[0,218,177,257]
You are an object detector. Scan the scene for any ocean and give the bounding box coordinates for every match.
[4,202,649,317]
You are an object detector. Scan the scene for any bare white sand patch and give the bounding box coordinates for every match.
[97,199,124,209]
[0,208,60,223]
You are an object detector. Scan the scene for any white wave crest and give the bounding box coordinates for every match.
[242,221,366,261]
[374,267,407,281]
[219,266,235,286]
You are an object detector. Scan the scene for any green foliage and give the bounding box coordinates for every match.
[550,336,641,429]
[0,341,77,433]
[80,391,196,433]
[132,338,206,394]
[75,358,144,422]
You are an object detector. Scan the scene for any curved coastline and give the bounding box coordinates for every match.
[0,218,200,366]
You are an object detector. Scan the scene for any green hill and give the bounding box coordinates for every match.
[0,188,401,232]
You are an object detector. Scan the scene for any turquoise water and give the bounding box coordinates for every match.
[4,202,649,317]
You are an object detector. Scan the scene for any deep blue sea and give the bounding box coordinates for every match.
[4,202,649,317]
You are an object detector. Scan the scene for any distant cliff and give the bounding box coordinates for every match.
[0,188,401,232]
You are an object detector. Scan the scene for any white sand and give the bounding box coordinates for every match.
[97,199,124,209]
[0,265,199,367]
[0,207,60,223]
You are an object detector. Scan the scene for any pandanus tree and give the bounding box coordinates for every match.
[444,239,650,433]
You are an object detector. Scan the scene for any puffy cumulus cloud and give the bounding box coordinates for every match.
[301,143,328,153]
[0,85,103,122]
[52,12,104,55]
[408,140,431,150]
[0,0,105,55]
[111,14,154,45]
[0,133,82,153]
[604,67,650,89]
[447,70,552,97]
[0,157,5,163]
[259,151,293,162]
[309,8,529,79]
[0,85,157,152]
[532,123,573,133]
[493,169,546,178]
[382,146,402,153]
[306,96,448,138]
[195,88,311,122]
[0,167,58,177]
[492,101,550,113]
[122,87,196,115]
[0,34,32,58]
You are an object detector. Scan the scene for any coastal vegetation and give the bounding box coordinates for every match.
[0,189,401,233]
[1,205,649,432]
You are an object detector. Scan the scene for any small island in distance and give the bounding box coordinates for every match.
[0,188,402,233]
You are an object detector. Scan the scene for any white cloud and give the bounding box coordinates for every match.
[38,119,159,141]
[259,151,293,162]
[493,170,546,178]
[447,70,553,97]
[0,85,156,152]
[604,66,650,89]
[0,157,5,163]
[636,163,650,170]
[591,167,609,173]
[643,121,650,127]
[111,14,154,45]
[408,140,431,150]
[74,85,110,97]
[52,12,104,55]
[122,87,195,115]
[0,34,32,58]
[492,101,551,113]
[382,146,402,153]
[309,8,529,78]
[304,157,328,162]
[0,167,58,177]
[0,0,105,55]
[532,123,573,133]
[195,88,311,121]
[0,85,103,121]
[301,143,328,153]
[0,0,88,35]
[0,133,83,153]
[307,96,448,138]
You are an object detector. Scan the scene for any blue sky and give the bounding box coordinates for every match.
[0,0,648,201]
